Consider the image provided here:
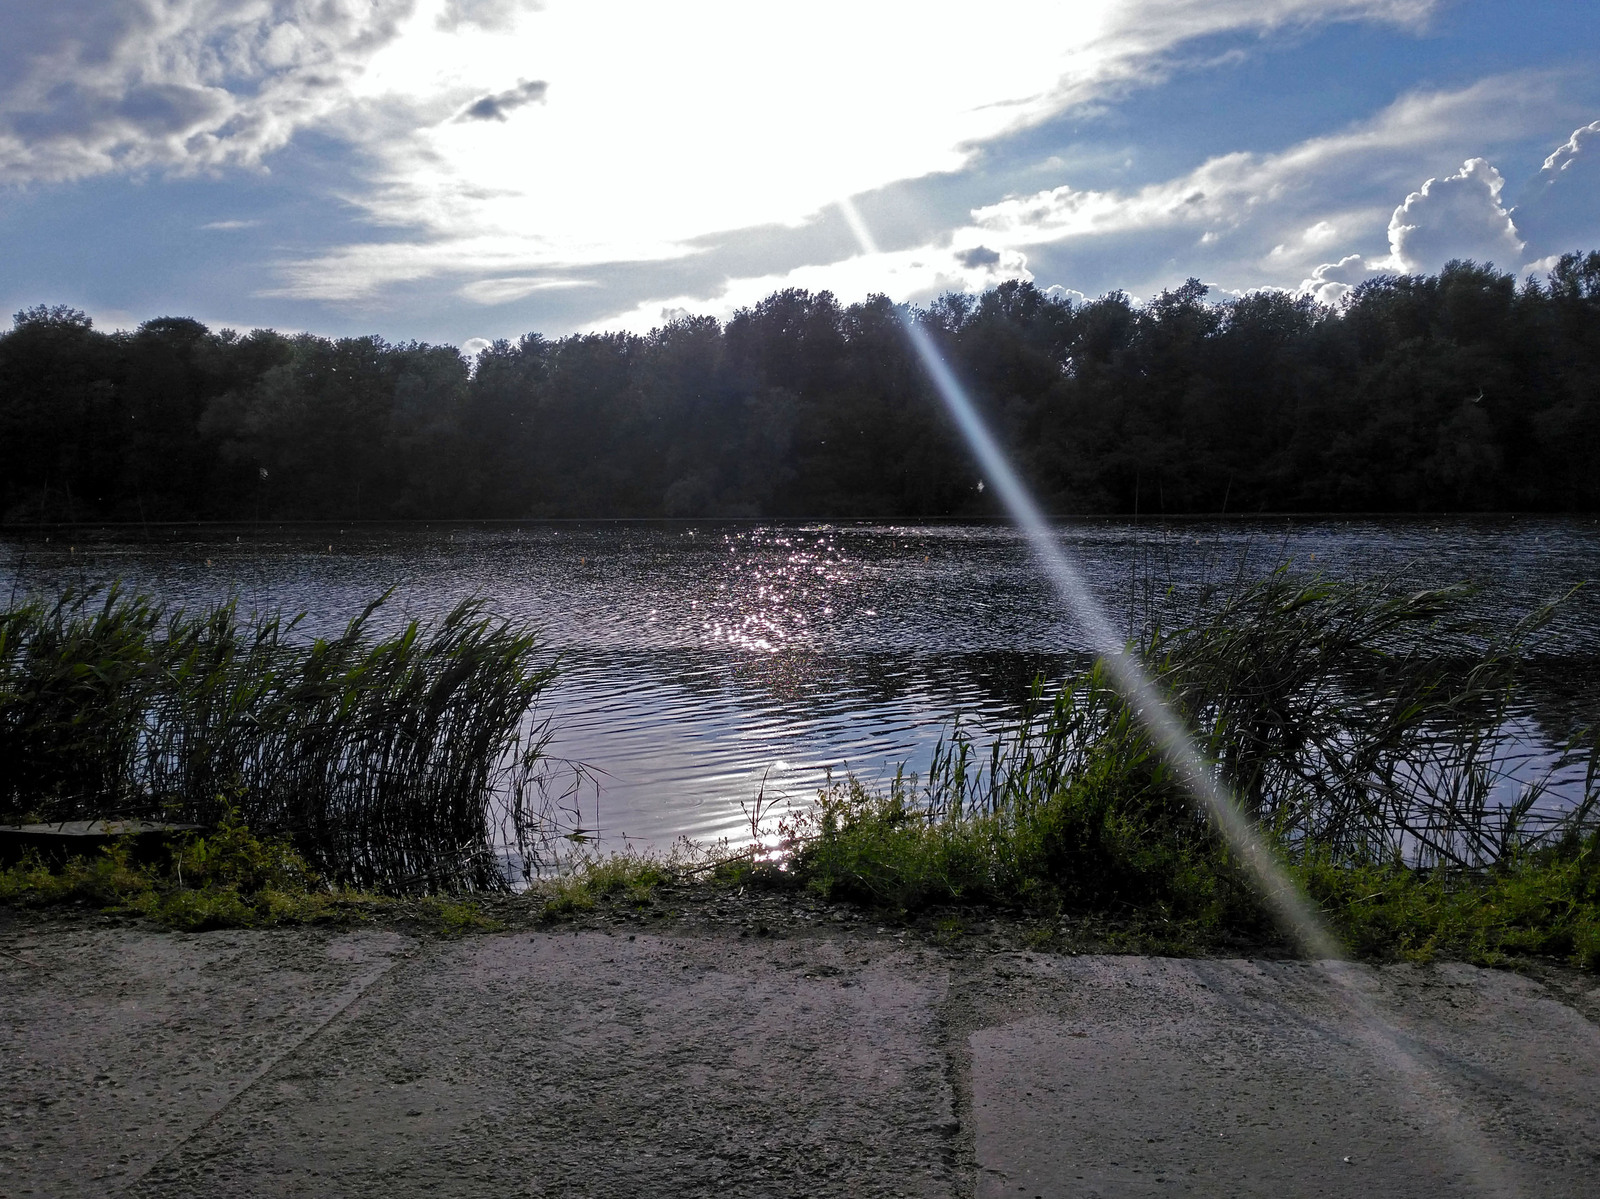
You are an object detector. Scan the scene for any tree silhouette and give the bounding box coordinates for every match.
[2,258,1598,524]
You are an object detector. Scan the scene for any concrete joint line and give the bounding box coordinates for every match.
[0,945,69,985]
[116,949,412,1195]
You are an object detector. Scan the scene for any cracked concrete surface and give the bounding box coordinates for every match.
[4,917,1599,1197]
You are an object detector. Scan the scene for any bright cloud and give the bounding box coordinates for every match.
[262,233,694,302]
[0,0,413,182]
[456,276,594,305]
[1297,118,1600,301]
[1512,119,1600,262]
[965,76,1550,264]
[594,244,1033,333]
[1385,157,1522,271]
[1300,253,1373,305]
[260,0,1438,300]
[590,73,1579,330]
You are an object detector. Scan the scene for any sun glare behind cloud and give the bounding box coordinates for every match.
[280,0,1455,310]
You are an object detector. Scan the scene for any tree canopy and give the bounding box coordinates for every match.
[4,254,1599,524]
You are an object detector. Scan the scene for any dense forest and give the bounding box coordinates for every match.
[3,253,1599,524]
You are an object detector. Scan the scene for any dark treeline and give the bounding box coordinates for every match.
[4,253,1599,524]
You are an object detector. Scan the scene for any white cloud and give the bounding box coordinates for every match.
[1512,119,1600,264]
[1538,118,1600,176]
[455,275,594,304]
[954,72,1588,312]
[1299,253,1377,304]
[592,243,1033,333]
[0,1,414,183]
[966,75,1550,269]
[1384,157,1522,272]
[0,0,1448,313]
[1297,121,1600,300]
[434,0,538,33]
[262,233,690,301]
[264,0,1437,299]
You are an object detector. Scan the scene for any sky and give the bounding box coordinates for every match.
[1,0,1598,352]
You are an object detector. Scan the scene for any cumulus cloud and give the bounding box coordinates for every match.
[1384,157,1522,272]
[454,78,546,122]
[1296,137,1600,303]
[1511,119,1600,264]
[1298,158,1525,301]
[962,74,1561,297]
[1299,253,1379,304]
[1045,284,1089,305]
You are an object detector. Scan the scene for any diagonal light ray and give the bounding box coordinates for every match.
[843,194,1335,957]
[837,194,1520,1196]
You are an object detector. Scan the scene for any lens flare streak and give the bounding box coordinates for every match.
[836,195,1519,1196]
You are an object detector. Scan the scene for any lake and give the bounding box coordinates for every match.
[3,516,1597,854]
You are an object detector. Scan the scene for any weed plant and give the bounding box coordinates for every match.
[537,854,675,916]
[0,586,559,891]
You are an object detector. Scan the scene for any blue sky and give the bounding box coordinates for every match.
[1,0,1597,351]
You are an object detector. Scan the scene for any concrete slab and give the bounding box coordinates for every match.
[8,916,1600,1199]
[0,924,413,1197]
[969,956,1600,1198]
[123,931,958,1198]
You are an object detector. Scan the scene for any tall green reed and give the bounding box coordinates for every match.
[0,586,560,892]
[804,568,1597,909]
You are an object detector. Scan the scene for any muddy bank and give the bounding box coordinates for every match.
[4,904,1599,1198]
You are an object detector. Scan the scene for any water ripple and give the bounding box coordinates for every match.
[4,517,1597,850]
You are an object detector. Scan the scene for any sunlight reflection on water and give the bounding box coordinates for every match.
[3,517,1597,851]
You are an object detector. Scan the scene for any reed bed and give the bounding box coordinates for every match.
[0,587,558,892]
[793,570,1600,926]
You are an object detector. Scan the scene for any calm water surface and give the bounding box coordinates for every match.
[4,517,1597,851]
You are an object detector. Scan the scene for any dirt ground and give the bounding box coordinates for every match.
[5,898,1600,1198]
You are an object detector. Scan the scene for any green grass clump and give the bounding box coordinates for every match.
[537,854,674,917]
[413,895,505,934]
[1297,834,1600,968]
[790,768,1600,966]
[789,752,1260,938]
[0,811,392,930]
